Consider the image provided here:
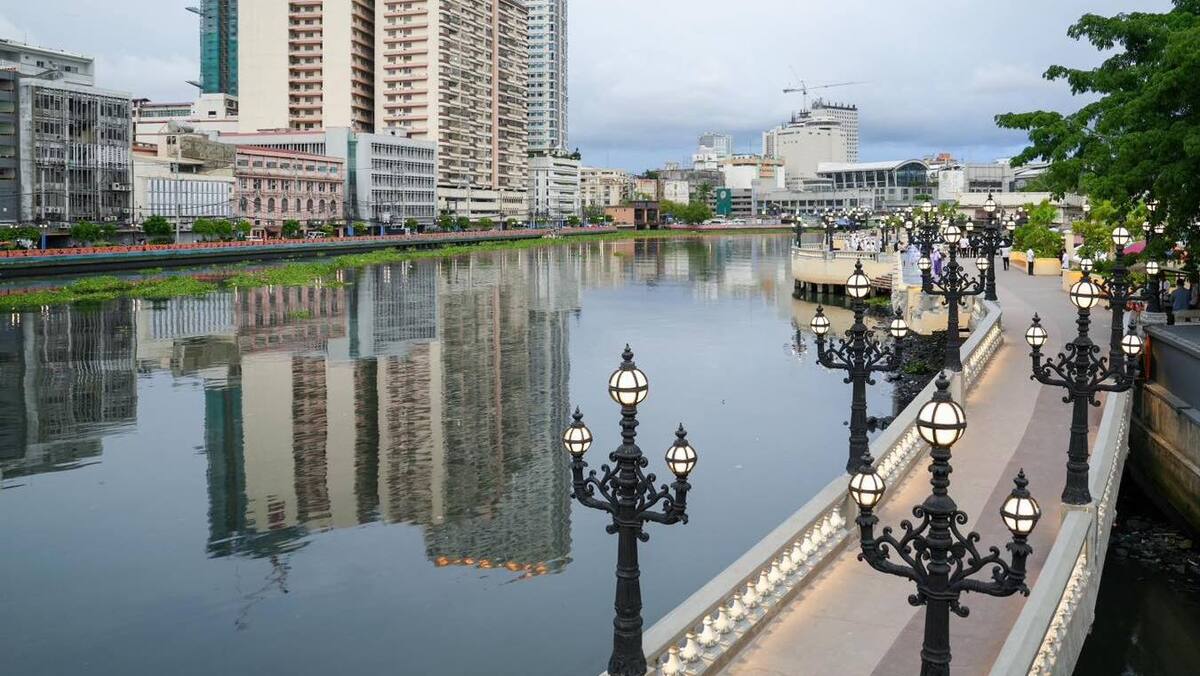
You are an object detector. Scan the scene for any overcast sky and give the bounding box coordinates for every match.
[0,0,1173,172]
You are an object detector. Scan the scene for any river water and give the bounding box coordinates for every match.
[0,235,899,676]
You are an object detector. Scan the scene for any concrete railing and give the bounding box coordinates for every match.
[634,300,1005,675]
[988,389,1133,676]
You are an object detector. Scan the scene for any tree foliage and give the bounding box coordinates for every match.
[71,220,102,245]
[660,200,713,224]
[282,220,302,239]
[143,215,172,238]
[995,2,1200,262]
[1012,201,1064,258]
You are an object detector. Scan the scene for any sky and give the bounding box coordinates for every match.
[0,0,1175,172]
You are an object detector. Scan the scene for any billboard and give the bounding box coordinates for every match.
[715,188,733,216]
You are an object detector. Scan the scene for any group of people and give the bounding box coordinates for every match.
[847,233,881,253]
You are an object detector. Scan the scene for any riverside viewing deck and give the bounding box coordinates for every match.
[638,265,1133,676]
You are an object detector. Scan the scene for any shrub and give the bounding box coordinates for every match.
[70,220,102,245]
[282,220,302,239]
[143,215,172,239]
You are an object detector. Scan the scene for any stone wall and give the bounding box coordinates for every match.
[1130,381,1200,534]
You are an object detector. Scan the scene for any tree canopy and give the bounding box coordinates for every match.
[995,2,1200,261]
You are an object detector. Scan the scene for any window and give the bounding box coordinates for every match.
[253,197,262,212]
[306,198,314,212]
[267,198,276,212]
[282,199,289,213]
[318,199,326,213]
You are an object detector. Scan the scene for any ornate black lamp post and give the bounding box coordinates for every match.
[918,222,984,372]
[562,346,697,676]
[1025,279,1144,504]
[1143,197,1166,312]
[822,211,838,251]
[1079,225,1143,372]
[971,193,1015,302]
[810,260,909,472]
[849,374,1042,676]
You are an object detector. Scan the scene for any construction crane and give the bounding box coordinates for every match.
[782,80,867,109]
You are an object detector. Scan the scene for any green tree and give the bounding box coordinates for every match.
[477,217,495,230]
[437,212,454,230]
[995,3,1200,264]
[694,182,714,204]
[70,220,102,245]
[454,216,471,231]
[98,222,117,244]
[282,220,302,239]
[143,215,172,239]
[584,205,606,224]
[404,218,419,231]
[235,220,253,239]
[0,226,40,249]
[505,218,520,229]
[319,223,336,237]
[1012,201,1064,258]
[192,218,214,241]
[567,215,581,227]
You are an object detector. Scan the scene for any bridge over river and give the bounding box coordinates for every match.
[636,260,1131,676]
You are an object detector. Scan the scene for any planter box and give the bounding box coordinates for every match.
[1011,251,1062,276]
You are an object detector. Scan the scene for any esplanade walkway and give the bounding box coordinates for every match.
[638,262,1131,676]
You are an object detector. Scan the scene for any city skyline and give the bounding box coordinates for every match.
[0,0,1175,175]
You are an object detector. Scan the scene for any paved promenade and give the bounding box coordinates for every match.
[719,268,1111,676]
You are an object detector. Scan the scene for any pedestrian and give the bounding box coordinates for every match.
[1171,277,1191,311]
[1001,244,1011,271]
[932,247,944,278]
[1026,247,1035,275]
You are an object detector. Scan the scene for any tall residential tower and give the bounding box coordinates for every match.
[526,0,567,152]
[238,0,529,220]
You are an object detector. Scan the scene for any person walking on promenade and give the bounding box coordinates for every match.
[1001,244,1011,271]
[1026,247,1035,275]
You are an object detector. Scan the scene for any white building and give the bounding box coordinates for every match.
[662,179,690,204]
[0,38,94,84]
[698,132,732,158]
[816,160,934,207]
[720,155,785,191]
[133,93,239,145]
[936,162,1016,202]
[133,152,235,230]
[808,100,859,162]
[527,0,568,152]
[218,127,437,227]
[766,115,847,183]
[580,167,630,208]
[528,151,580,220]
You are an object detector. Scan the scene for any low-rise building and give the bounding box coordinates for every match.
[633,177,660,201]
[220,128,436,229]
[580,167,631,208]
[133,133,235,231]
[1,40,132,226]
[720,155,785,191]
[605,200,660,228]
[815,160,933,207]
[760,189,877,216]
[936,162,1016,202]
[233,146,345,234]
[133,93,239,145]
[528,151,580,221]
[662,179,690,204]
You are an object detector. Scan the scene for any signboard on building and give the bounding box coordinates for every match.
[715,188,733,216]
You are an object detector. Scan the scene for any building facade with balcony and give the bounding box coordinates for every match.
[580,167,630,208]
[527,151,579,221]
[526,0,567,152]
[233,146,344,233]
[239,1,529,221]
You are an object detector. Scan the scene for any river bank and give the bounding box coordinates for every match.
[0,228,790,311]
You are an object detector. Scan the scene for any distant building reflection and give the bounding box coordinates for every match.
[0,236,792,577]
[0,303,138,481]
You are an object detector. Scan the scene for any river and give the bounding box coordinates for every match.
[0,235,899,676]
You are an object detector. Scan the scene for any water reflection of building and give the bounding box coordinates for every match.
[0,304,138,481]
[201,253,577,576]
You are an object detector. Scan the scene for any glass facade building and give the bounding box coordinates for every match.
[198,0,238,96]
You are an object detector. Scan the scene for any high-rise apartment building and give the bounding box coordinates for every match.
[239,0,376,133]
[188,0,239,96]
[698,132,732,158]
[809,99,858,162]
[526,0,567,152]
[239,1,528,219]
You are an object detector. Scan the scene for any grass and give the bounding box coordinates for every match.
[0,227,791,311]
